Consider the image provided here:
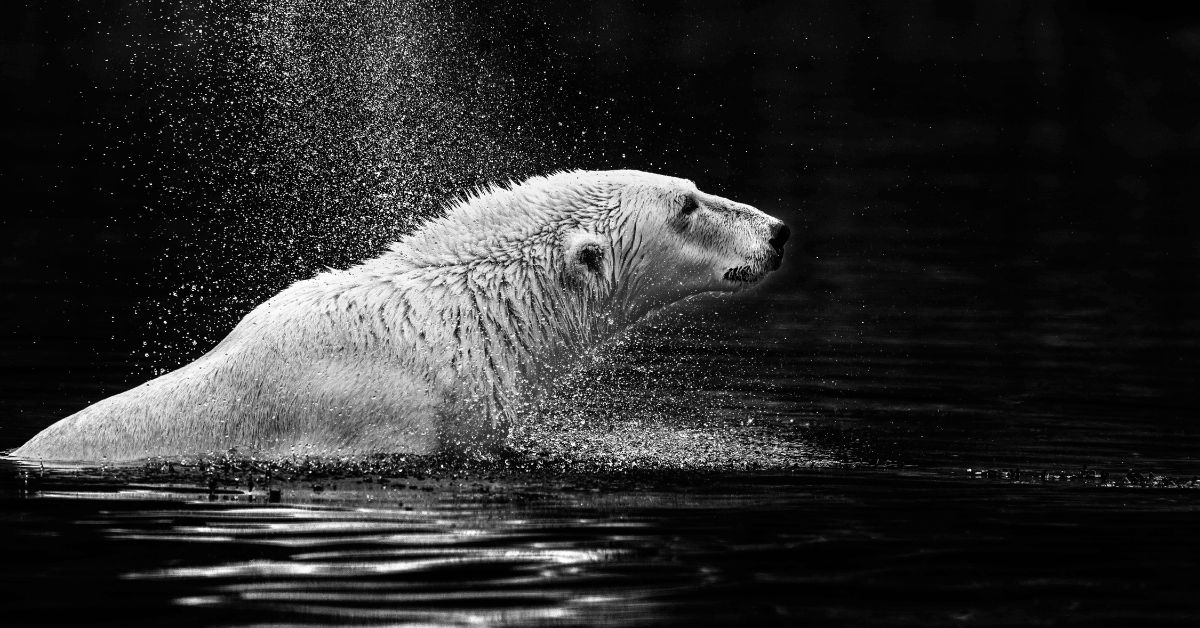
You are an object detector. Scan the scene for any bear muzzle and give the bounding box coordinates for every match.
[769,223,790,254]
[767,222,789,270]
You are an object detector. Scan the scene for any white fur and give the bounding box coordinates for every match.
[13,170,785,461]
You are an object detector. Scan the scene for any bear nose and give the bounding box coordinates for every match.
[768,223,790,253]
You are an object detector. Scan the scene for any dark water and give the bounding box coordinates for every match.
[4,468,1199,627]
[4,211,1200,626]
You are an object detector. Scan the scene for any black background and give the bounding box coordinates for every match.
[4,1,1200,439]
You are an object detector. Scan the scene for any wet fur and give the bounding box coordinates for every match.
[13,170,784,461]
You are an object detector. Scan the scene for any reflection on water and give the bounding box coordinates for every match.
[3,465,1200,626]
[117,503,633,625]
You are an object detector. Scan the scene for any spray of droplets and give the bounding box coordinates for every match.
[126,0,581,367]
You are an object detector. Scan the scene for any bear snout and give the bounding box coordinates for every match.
[767,222,789,269]
[768,223,790,254]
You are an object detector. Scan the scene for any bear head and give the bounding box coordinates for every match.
[561,170,790,314]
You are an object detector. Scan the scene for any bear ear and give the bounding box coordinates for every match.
[562,231,607,284]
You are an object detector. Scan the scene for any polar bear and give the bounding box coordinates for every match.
[12,170,789,462]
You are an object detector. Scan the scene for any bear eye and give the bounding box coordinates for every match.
[680,195,700,215]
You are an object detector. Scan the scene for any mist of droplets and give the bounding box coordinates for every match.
[508,298,845,473]
[125,0,580,366]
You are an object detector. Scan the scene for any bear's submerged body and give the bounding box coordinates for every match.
[13,170,788,462]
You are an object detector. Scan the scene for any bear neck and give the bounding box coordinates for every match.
[474,260,624,389]
[355,246,628,429]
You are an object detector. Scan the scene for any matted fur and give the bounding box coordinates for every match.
[13,170,786,461]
